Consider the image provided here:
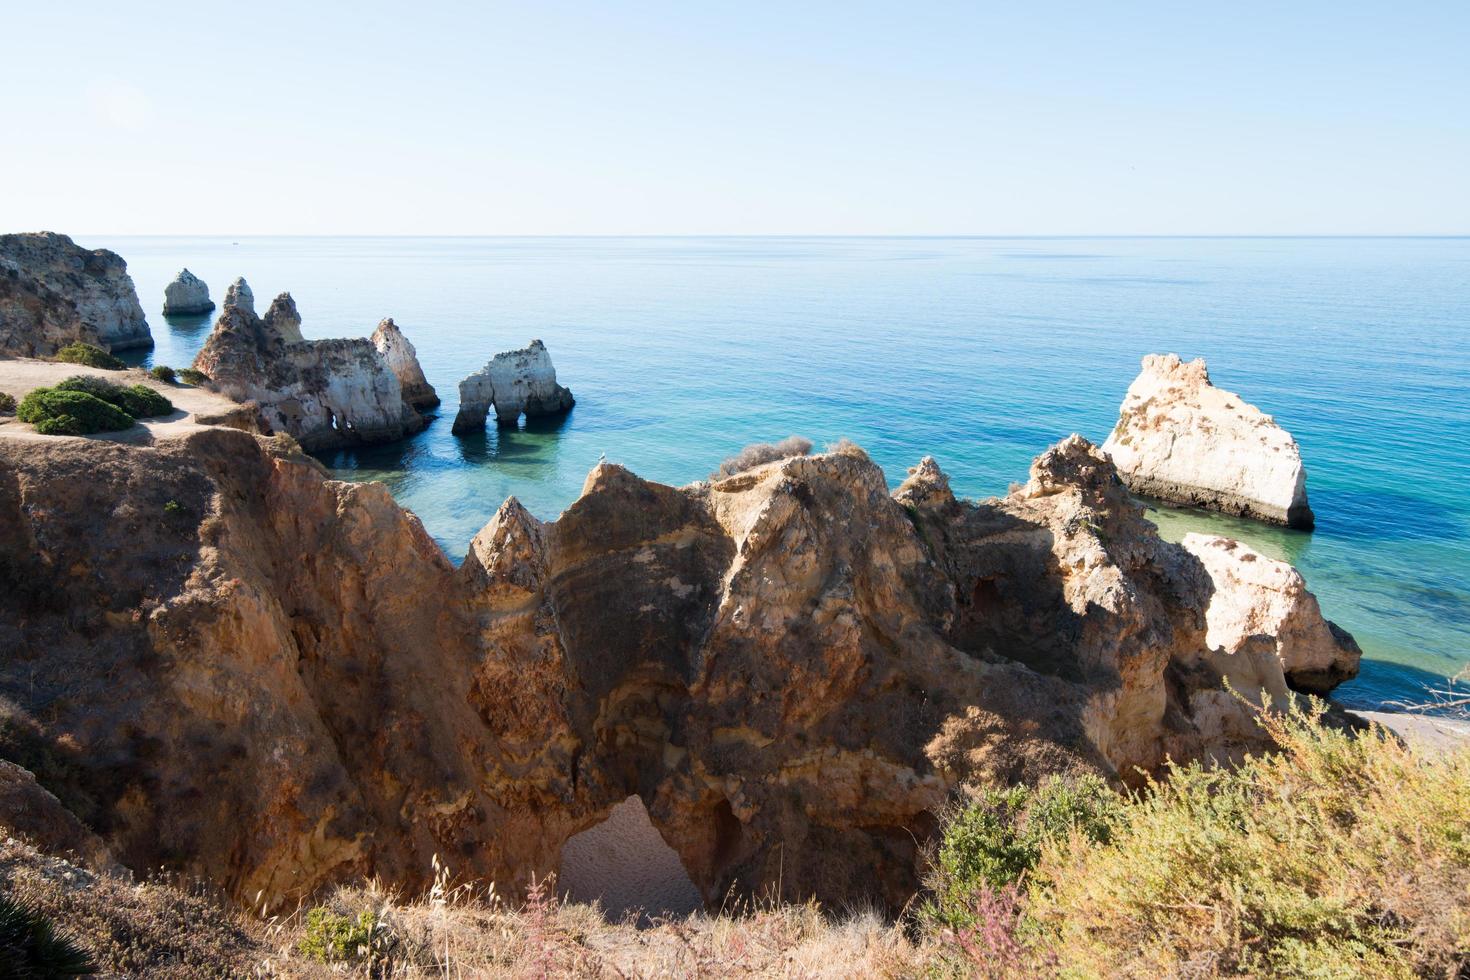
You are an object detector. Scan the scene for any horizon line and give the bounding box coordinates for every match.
[68,233,1470,240]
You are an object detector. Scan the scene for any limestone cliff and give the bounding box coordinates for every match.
[372,318,439,410]
[452,340,573,432]
[1102,353,1314,527]
[0,429,1359,915]
[162,268,215,316]
[192,281,428,451]
[0,232,152,355]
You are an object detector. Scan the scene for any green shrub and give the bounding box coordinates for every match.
[149,364,177,383]
[53,342,123,370]
[1027,702,1470,978]
[16,388,135,435]
[298,907,380,963]
[178,368,209,386]
[0,392,15,414]
[51,376,172,420]
[0,894,96,977]
[926,774,1119,930]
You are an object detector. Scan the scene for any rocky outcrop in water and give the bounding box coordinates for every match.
[0,231,151,355]
[0,427,1358,914]
[1102,354,1314,528]
[372,318,438,410]
[191,280,427,451]
[451,340,573,433]
[162,268,215,316]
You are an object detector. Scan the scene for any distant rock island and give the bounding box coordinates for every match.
[0,231,151,356]
[452,339,574,433]
[162,268,215,316]
[372,317,440,410]
[192,278,434,451]
[1103,353,1315,528]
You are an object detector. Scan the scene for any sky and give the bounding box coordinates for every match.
[2,1,1467,235]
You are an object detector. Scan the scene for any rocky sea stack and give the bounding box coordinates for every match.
[162,268,215,316]
[1103,353,1315,528]
[452,339,573,433]
[0,231,151,356]
[372,317,439,409]
[191,278,431,451]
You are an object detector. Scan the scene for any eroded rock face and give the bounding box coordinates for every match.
[162,268,215,316]
[1103,353,1314,528]
[0,231,151,355]
[192,281,427,451]
[452,340,573,432]
[372,318,438,409]
[0,430,1358,915]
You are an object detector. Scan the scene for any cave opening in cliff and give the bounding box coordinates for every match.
[558,795,702,923]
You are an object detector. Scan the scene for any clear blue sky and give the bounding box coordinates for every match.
[4,1,1466,234]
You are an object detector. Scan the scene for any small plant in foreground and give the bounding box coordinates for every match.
[710,435,813,480]
[0,894,96,977]
[297,906,381,963]
[53,342,124,370]
[177,368,209,386]
[0,391,15,414]
[163,500,183,515]
[17,388,135,435]
[149,364,177,383]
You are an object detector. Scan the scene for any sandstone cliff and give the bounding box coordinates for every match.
[192,281,428,451]
[162,268,215,316]
[1102,353,1314,527]
[372,318,439,410]
[0,428,1358,915]
[0,232,152,355]
[452,339,573,432]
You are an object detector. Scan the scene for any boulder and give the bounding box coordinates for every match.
[371,318,438,409]
[0,231,151,355]
[451,339,573,433]
[162,268,215,316]
[0,429,1359,914]
[1102,354,1314,528]
[191,280,427,451]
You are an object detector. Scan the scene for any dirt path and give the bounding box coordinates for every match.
[0,356,249,444]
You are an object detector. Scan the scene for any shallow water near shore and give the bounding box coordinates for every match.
[101,235,1470,712]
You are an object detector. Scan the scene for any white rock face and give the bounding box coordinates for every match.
[192,280,429,451]
[1184,532,1360,695]
[371,318,438,409]
[162,268,215,316]
[1102,354,1314,528]
[452,339,574,433]
[0,231,151,354]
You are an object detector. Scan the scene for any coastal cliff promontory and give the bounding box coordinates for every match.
[0,426,1358,914]
[192,280,431,451]
[1102,353,1315,528]
[0,232,152,356]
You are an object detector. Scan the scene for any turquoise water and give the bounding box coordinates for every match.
[100,236,1470,712]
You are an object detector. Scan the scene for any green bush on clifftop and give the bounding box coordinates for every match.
[53,342,124,370]
[17,376,173,436]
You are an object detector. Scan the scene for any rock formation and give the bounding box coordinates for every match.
[162,268,215,316]
[192,280,428,451]
[372,318,438,410]
[452,340,573,433]
[0,427,1359,915]
[0,231,151,356]
[1102,353,1314,528]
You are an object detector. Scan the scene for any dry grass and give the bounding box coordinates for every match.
[709,436,813,481]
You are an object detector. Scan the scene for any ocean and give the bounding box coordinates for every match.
[99,235,1470,712]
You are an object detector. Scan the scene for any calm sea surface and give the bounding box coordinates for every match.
[99,236,1470,712]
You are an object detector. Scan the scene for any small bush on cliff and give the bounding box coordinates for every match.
[53,342,124,370]
[52,376,172,420]
[298,907,382,963]
[177,368,209,386]
[148,364,176,383]
[710,435,813,480]
[925,774,1119,930]
[16,388,135,435]
[0,894,97,977]
[0,391,15,414]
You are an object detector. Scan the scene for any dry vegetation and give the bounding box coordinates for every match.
[4,701,1468,978]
